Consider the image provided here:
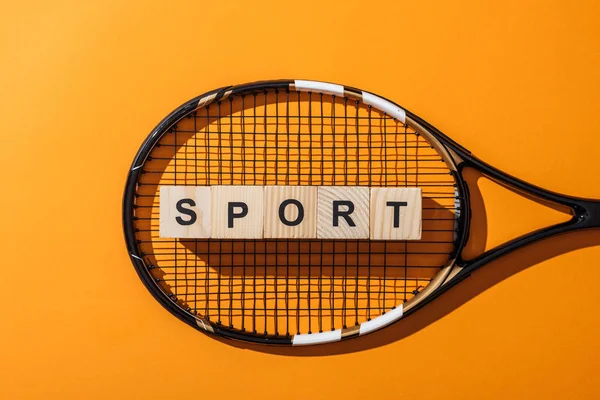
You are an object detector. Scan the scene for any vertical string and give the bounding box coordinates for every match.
[273,89,279,335]
[251,93,257,333]
[203,107,210,319]
[382,112,387,313]
[296,91,302,334]
[228,96,234,327]
[342,97,348,329]
[403,119,408,302]
[240,94,247,332]
[354,100,359,326]
[215,102,221,324]
[366,105,372,321]
[318,93,323,332]
[173,123,178,303]
[261,91,267,334]
[194,111,198,316]
[285,89,290,336]
[330,95,336,331]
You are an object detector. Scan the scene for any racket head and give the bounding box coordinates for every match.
[123,80,469,345]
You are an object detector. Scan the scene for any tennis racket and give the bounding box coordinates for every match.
[123,79,600,345]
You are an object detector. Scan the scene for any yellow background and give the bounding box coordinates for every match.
[2,0,600,398]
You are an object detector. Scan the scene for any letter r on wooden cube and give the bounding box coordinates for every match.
[317,186,370,239]
[159,186,211,238]
[211,186,265,239]
[370,188,422,240]
[264,186,317,239]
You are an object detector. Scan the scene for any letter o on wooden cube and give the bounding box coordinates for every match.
[264,186,317,239]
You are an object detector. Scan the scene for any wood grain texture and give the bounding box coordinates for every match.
[264,186,317,238]
[317,186,370,239]
[211,185,264,239]
[159,186,211,238]
[370,188,422,240]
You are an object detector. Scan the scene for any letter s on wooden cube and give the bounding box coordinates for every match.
[370,188,422,240]
[159,186,211,238]
[211,186,264,239]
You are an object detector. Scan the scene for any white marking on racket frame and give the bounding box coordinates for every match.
[294,80,344,96]
[292,329,342,345]
[196,318,211,331]
[453,187,461,242]
[454,187,461,218]
[359,305,403,335]
[362,91,406,124]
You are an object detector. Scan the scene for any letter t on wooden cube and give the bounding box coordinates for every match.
[212,186,265,239]
[264,186,317,239]
[370,188,422,240]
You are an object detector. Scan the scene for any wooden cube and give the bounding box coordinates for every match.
[264,186,317,239]
[159,186,211,238]
[370,188,422,240]
[211,186,264,239]
[317,186,370,239]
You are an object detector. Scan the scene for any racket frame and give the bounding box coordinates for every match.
[123,79,600,345]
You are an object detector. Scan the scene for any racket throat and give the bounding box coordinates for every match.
[574,199,600,229]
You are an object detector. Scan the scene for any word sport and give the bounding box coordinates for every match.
[159,185,422,240]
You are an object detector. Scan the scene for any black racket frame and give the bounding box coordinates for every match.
[123,80,600,345]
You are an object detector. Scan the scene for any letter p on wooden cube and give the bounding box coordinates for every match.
[211,186,265,239]
[370,188,422,240]
[159,186,212,238]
